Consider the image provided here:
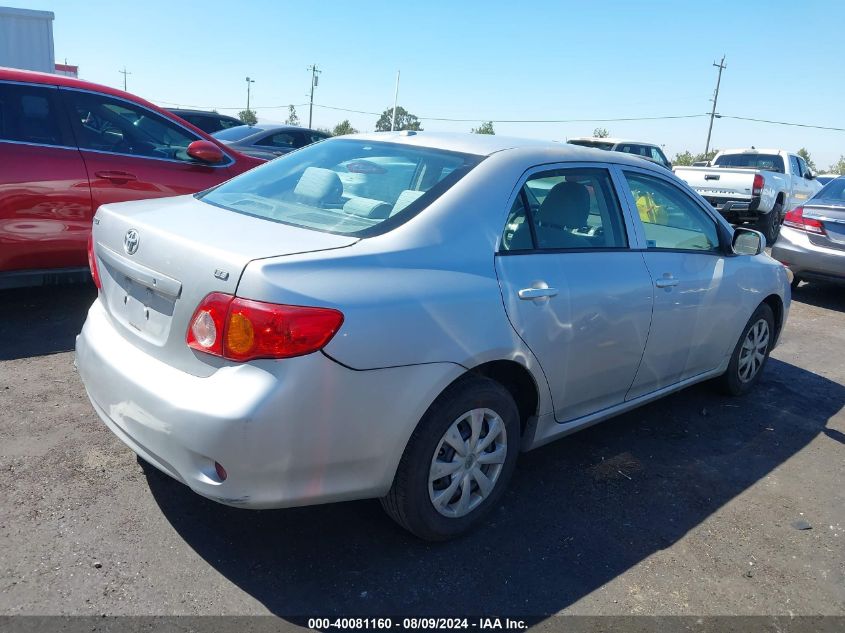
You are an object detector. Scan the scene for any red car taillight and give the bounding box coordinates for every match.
[783,206,826,235]
[87,231,102,289]
[187,292,344,362]
[752,174,765,196]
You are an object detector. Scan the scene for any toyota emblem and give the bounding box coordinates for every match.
[123,229,139,255]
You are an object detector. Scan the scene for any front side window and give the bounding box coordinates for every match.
[63,90,199,161]
[199,139,482,237]
[797,156,809,178]
[500,168,628,251]
[0,83,64,147]
[624,172,720,252]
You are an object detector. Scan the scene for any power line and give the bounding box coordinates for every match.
[717,114,845,133]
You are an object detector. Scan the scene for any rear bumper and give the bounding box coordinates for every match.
[75,298,463,509]
[702,196,763,223]
[771,226,845,282]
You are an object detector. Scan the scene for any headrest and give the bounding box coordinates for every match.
[294,167,343,204]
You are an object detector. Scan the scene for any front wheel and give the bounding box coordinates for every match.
[716,303,775,396]
[381,376,520,540]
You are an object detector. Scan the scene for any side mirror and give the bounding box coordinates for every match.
[805,171,815,180]
[187,140,225,164]
[732,227,765,255]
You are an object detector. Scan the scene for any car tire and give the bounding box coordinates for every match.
[756,204,782,246]
[716,303,775,396]
[381,375,520,541]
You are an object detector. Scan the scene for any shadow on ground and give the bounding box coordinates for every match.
[792,281,845,312]
[142,357,845,620]
[0,283,97,361]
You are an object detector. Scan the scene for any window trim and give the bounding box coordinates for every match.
[496,162,639,255]
[617,165,729,255]
[58,86,235,168]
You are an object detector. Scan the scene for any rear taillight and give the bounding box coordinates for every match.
[87,231,102,289]
[752,174,765,196]
[783,206,826,235]
[187,293,344,361]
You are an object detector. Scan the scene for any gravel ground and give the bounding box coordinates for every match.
[0,280,843,620]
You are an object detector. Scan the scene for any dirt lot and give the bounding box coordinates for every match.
[0,281,843,621]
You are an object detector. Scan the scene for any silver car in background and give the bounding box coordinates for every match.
[772,175,845,287]
[76,132,791,540]
[213,124,330,160]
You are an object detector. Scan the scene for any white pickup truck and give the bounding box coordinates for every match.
[674,148,822,244]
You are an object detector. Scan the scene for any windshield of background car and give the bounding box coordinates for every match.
[198,139,483,236]
[813,178,845,202]
[714,153,785,173]
[568,140,614,150]
[213,125,262,142]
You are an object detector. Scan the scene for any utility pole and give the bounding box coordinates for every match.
[391,70,401,131]
[119,66,131,91]
[307,64,321,128]
[705,56,727,157]
[245,76,255,113]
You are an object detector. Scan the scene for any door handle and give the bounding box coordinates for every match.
[518,287,559,300]
[95,170,138,184]
[655,274,679,288]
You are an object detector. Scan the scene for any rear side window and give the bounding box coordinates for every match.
[63,90,200,162]
[199,139,482,237]
[255,132,298,149]
[500,168,628,251]
[0,83,64,147]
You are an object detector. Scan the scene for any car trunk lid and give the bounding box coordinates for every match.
[91,194,357,375]
[803,202,845,252]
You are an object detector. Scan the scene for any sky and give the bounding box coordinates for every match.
[15,0,845,169]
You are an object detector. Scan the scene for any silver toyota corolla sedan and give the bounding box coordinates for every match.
[76,132,791,540]
[772,175,845,287]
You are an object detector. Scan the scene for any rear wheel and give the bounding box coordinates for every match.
[717,303,775,396]
[756,203,782,246]
[381,376,520,540]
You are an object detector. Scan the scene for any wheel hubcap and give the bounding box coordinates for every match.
[738,319,770,382]
[428,408,507,518]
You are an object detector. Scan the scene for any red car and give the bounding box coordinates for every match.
[0,67,263,288]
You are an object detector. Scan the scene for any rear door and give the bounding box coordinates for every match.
[619,168,742,397]
[60,88,239,209]
[0,80,92,273]
[495,164,654,422]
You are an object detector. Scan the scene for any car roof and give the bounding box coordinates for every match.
[340,131,663,168]
[1,65,148,102]
[167,108,239,119]
[568,136,660,147]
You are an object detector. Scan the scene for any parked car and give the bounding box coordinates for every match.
[77,133,790,540]
[213,124,330,160]
[674,149,823,245]
[0,67,263,289]
[567,137,672,170]
[815,173,839,186]
[166,108,244,134]
[772,175,845,287]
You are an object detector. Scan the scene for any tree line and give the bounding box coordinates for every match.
[235,107,845,172]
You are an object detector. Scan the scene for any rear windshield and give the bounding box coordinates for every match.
[813,177,845,201]
[568,140,614,151]
[714,153,785,173]
[198,139,482,237]
[212,125,261,142]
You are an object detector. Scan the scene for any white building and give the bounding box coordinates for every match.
[0,6,55,73]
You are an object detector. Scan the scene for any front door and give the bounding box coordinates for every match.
[620,168,740,399]
[495,165,653,422]
[59,88,237,210]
